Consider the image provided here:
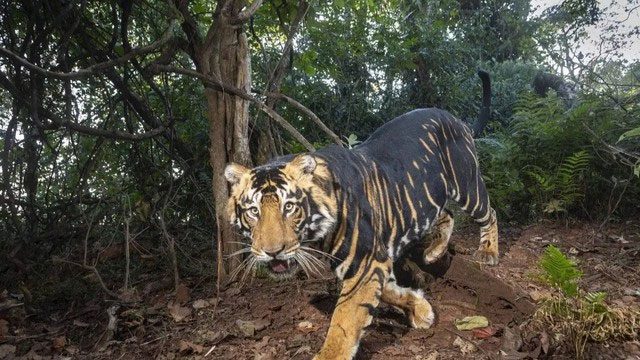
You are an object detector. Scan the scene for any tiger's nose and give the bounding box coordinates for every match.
[264,245,286,259]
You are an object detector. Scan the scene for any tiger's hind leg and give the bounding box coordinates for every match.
[473,207,498,265]
[459,170,499,265]
[422,210,454,264]
[381,275,434,329]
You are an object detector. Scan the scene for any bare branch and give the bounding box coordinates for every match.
[0,20,179,80]
[149,64,316,151]
[51,257,122,300]
[231,0,264,24]
[0,71,167,141]
[263,91,344,147]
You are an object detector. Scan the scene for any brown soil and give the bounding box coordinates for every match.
[2,221,639,359]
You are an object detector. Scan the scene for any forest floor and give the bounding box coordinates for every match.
[1,220,640,359]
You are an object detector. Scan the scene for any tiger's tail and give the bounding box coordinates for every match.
[472,70,491,137]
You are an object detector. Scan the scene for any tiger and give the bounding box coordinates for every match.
[224,71,498,360]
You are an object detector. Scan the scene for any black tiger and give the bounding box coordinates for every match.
[224,71,498,360]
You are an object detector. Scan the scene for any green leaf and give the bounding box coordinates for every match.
[344,134,361,148]
[618,127,640,142]
[454,316,489,330]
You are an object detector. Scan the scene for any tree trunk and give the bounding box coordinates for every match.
[200,0,253,276]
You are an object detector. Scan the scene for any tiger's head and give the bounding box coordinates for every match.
[224,154,337,279]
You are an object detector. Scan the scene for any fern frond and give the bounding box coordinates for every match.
[539,245,582,297]
[557,150,590,205]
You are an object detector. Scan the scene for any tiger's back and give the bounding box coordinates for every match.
[316,108,494,268]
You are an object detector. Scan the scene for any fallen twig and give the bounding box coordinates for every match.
[51,257,121,299]
[204,345,217,357]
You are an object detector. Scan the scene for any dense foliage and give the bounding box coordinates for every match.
[0,0,638,303]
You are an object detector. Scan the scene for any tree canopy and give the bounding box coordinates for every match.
[0,0,639,302]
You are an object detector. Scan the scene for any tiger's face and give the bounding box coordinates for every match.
[225,155,337,279]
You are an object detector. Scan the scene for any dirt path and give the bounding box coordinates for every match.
[2,221,639,359]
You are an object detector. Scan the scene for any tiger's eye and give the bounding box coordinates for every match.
[284,202,295,211]
[248,207,259,216]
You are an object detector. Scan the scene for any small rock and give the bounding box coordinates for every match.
[0,344,16,359]
[254,318,271,332]
[287,334,305,349]
[501,327,523,353]
[236,320,256,337]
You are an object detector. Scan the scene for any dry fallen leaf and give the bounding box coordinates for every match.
[453,336,477,355]
[178,339,204,354]
[501,327,523,353]
[529,289,553,302]
[0,319,8,341]
[199,329,227,344]
[52,335,66,350]
[472,326,497,339]
[540,331,550,354]
[454,315,489,330]
[420,351,439,360]
[254,318,271,332]
[175,283,191,305]
[291,345,312,357]
[225,288,241,296]
[65,345,79,355]
[167,301,192,322]
[297,321,316,333]
[192,299,209,309]
[0,344,16,359]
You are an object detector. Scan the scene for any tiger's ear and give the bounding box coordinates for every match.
[285,154,317,179]
[224,163,249,185]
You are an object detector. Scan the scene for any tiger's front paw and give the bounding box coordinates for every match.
[423,247,447,264]
[407,294,435,329]
[408,304,435,329]
[473,248,499,265]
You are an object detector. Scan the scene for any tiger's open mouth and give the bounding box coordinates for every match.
[267,258,298,277]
